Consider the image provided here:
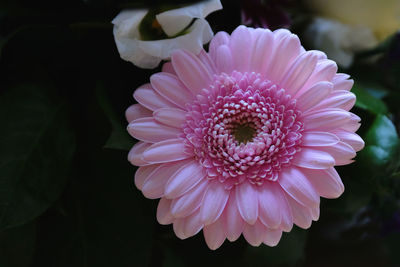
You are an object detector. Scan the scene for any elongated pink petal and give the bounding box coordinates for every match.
[333,74,354,91]
[125,104,152,123]
[302,108,351,131]
[236,182,258,225]
[292,148,335,169]
[165,161,206,199]
[171,50,213,95]
[201,181,230,225]
[315,90,356,111]
[296,82,333,112]
[243,220,267,246]
[285,195,313,229]
[161,61,176,75]
[135,164,160,190]
[302,131,339,147]
[133,84,177,111]
[317,141,356,166]
[341,113,361,132]
[209,31,230,62]
[153,108,186,128]
[263,229,283,247]
[230,26,252,72]
[128,141,152,166]
[281,51,318,96]
[170,179,209,218]
[203,217,226,250]
[250,28,274,73]
[142,161,190,199]
[183,209,203,237]
[332,130,365,152]
[157,198,174,225]
[279,167,320,208]
[173,218,187,239]
[216,45,233,73]
[198,50,217,74]
[258,183,282,229]
[300,59,337,92]
[150,73,193,108]
[142,139,193,164]
[128,117,180,143]
[301,167,344,198]
[224,192,244,242]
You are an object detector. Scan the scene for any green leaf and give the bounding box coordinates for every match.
[0,83,75,230]
[364,115,398,150]
[243,227,307,267]
[95,82,134,150]
[352,84,388,115]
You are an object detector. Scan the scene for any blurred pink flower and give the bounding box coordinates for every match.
[126,26,364,250]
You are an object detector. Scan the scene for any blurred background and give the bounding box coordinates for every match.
[0,0,399,266]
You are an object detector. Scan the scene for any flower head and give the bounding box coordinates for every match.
[126,26,364,250]
[112,0,222,69]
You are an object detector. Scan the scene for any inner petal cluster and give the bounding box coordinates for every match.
[182,71,304,189]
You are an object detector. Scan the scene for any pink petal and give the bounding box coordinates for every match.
[230,26,252,72]
[128,141,152,166]
[341,113,361,132]
[317,141,356,166]
[203,217,226,250]
[170,179,209,218]
[161,61,176,75]
[173,218,187,239]
[332,130,365,152]
[171,50,213,95]
[224,192,244,242]
[209,31,230,62]
[285,195,313,229]
[150,73,193,109]
[301,167,344,199]
[258,183,282,229]
[263,228,283,247]
[281,51,318,96]
[142,161,190,199]
[292,148,335,169]
[198,50,217,74]
[302,131,339,147]
[200,181,230,225]
[300,59,337,92]
[157,198,174,225]
[243,220,267,247]
[133,84,177,111]
[142,139,193,164]
[333,74,354,91]
[315,90,356,111]
[183,209,203,237]
[125,104,152,123]
[165,160,206,199]
[153,108,187,128]
[236,182,259,225]
[279,167,320,208]
[135,164,160,190]
[264,32,301,83]
[295,82,333,112]
[279,190,294,232]
[302,108,351,131]
[249,28,274,73]
[215,45,233,74]
[128,117,180,143]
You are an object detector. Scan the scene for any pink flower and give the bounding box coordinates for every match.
[126,26,364,250]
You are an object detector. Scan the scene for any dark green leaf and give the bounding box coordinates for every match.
[364,115,398,150]
[96,82,134,150]
[0,84,75,230]
[352,85,388,115]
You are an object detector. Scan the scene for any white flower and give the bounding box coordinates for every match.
[305,17,378,68]
[112,0,222,69]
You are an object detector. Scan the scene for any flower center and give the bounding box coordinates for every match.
[232,123,256,144]
[182,72,304,189]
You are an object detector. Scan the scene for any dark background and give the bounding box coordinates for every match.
[1,0,400,266]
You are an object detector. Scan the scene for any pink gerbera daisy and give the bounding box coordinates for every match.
[126,26,364,250]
